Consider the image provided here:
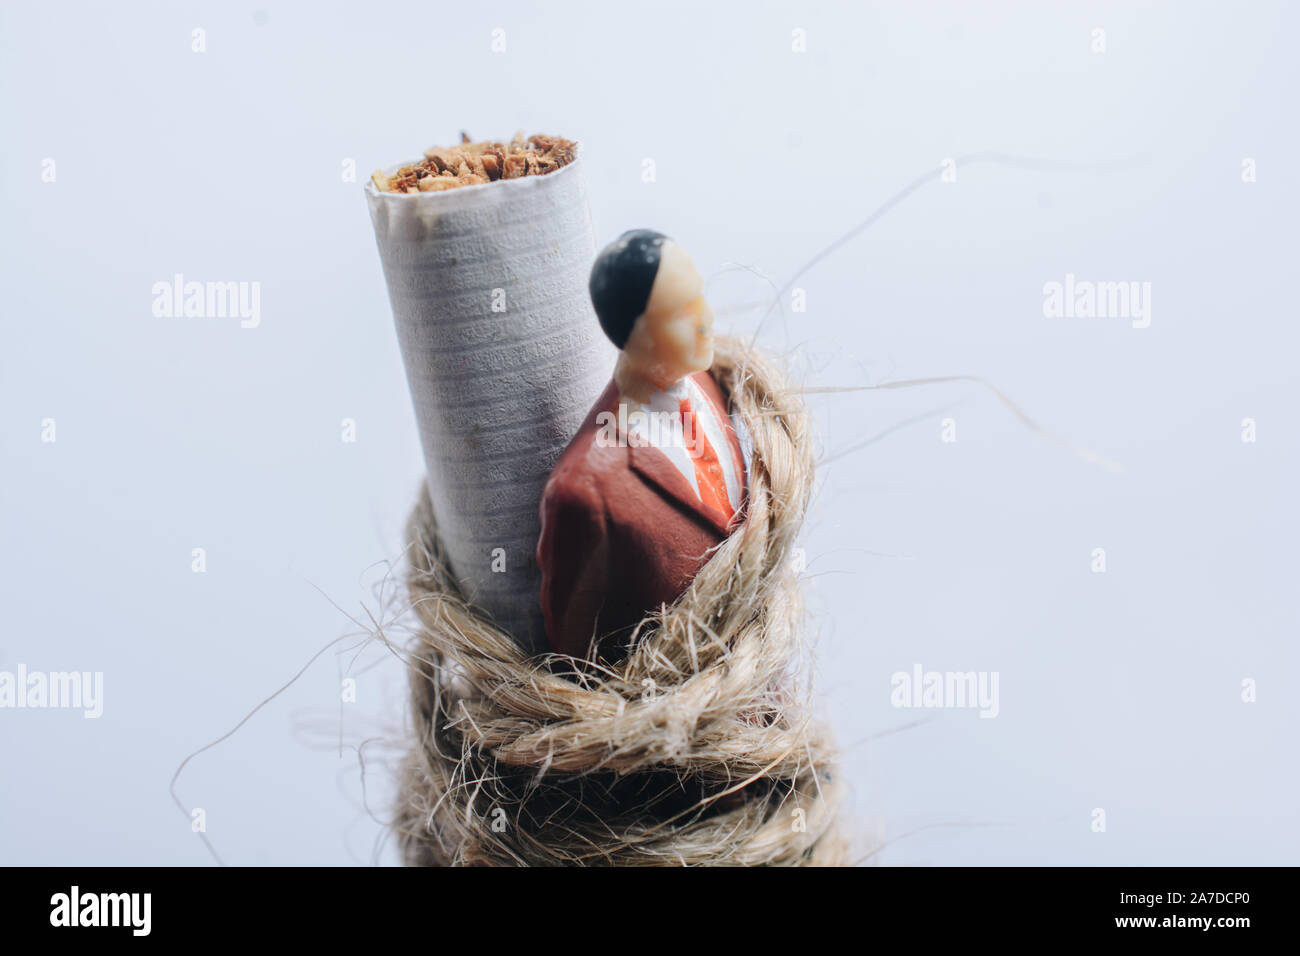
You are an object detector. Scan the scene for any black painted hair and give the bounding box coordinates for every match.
[588,229,668,349]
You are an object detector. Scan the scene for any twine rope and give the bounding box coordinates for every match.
[396,337,846,866]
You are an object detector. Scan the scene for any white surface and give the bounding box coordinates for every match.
[0,0,1295,866]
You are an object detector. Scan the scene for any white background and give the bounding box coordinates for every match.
[2,0,1296,865]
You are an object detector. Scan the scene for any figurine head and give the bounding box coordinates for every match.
[589,230,714,399]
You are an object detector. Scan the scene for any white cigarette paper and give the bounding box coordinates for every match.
[367,154,615,652]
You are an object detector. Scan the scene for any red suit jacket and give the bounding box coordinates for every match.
[537,371,747,658]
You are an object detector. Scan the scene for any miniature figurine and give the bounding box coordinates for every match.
[537,230,747,657]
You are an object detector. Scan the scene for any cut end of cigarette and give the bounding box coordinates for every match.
[371,132,577,194]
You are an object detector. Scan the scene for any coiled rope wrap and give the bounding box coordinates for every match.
[396,338,846,865]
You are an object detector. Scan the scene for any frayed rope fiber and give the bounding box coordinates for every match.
[396,337,848,865]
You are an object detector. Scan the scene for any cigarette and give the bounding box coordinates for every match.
[370,133,577,194]
[366,134,615,651]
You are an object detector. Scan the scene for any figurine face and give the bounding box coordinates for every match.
[621,241,714,388]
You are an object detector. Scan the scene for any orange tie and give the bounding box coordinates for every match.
[679,397,734,522]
